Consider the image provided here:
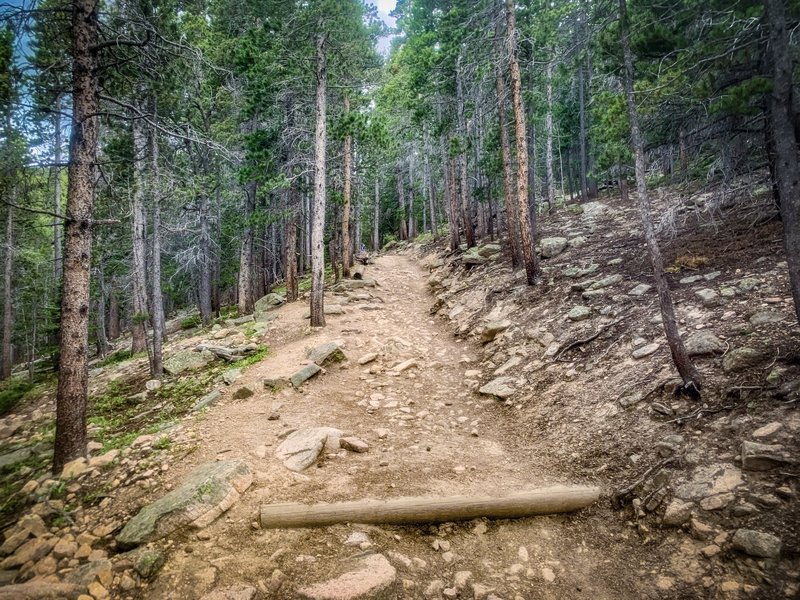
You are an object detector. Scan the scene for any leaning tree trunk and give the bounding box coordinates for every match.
[130,115,149,354]
[765,0,800,325]
[619,0,702,394]
[310,32,328,328]
[342,96,353,277]
[506,0,538,285]
[55,0,98,473]
[1,201,13,380]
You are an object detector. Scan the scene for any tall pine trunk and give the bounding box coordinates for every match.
[150,120,164,376]
[448,152,460,251]
[53,106,63,284]
[619,0,701,394]
[397,166,407,240]
[456,53,475,249]
[545,58,556,212]
[198,189,213,326]
[765,0,800,324]
[55,0,99,473]
[342,96,353,276]
[1,201,12,379]
[373,179,380,251]
[238,178,256,314]
[310,32,328,327]
[494,10,522,268]
[506,0,538,285]
[130,116,148,354]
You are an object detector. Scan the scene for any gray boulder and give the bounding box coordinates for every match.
[290,364,322,388]
[308,342,347,366]
[275,427,342,472]
[116,460,252,548]
[478,377,516,399]
[722,347,766,373]
[684,331,725,357]
[749,311,784,326]
[732,529,781,558]
[695,288,722,308]
[567,306,591,322]
[741,441,793,471]
[539,237,568,258]
[481,321,511,344]
[163,350,215,375]
[296,553,397,600]
[254,293,284,321]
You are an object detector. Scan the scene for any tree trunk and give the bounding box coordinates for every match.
[373,179,380,251]
[494,15,522,268]
[285,212,298,301]
[108,288,120,340]
[55,0,98,473]
[765,0,800,325]
[506,0,538,285]
[53,106,63,285]
[1,201,13,379]
[94,263,109,358]
[545,58,556,212]
[310,32,328,328]
[130,116,148,354]
[198,189,213,326]
[456,53,476,249]
[342,96,353,276]
[619,0,701,394]
[448,153,460,251]
[150,120,164,376]
[397,166,408,240]
[238,178,256,315]
[578,64,589,202]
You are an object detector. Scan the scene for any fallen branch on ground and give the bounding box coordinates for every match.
[555,319,623,361]
[665,403,736,425]
[612,457,676,507]
[260,486,601,529]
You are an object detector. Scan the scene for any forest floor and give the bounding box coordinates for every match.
[1,183,799,600]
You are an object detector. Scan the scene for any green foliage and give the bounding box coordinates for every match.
[231,346,269,369]
[181,315,202,330]
[0,379,34,416]
[100,349,147,367]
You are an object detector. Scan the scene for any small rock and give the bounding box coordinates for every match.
[539,237,568,258]
[232,386,254,400]
[340,437,369,453]
[695,288,722,308]
[749,311,784,326]
[222,369,242,385]
[662,499,692,527]
[481,321,511,344]
[541,567,556,583]
[631,343,659,359]
[684,331,725,356]
[741,441,792,471]
[478,377,516,399]
[60,457,89,480]
[628,283,652,296]
[89,449,119,469]
[722,347,766,373]
[567,306,591,321]
[290,364,322,388]
[296,553,396,600]
[308,342,347,367]
[357,353,378,365]
[752,422,783,438]
[731,529,781,558]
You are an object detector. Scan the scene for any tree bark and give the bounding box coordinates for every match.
[506,0,538,285]
[55,0,99,473]
[494,14,522,269]
[578,64,589,202]
[1,201,12,379]
[238,178,257,315]
[108,287,120,340]
[94,263,109,358]
[456,52,476,249]
[285,212,298,301]
[342,96,353,276]
[765,0,800,325]
[545,58,556,212]
[149,118,164,376]
[310,32,328,328]
[619,0,701,394]
[373,179,380,251]
[397,165,408,240]
[198,189,213,326]
[448,152,460,251]
[130,115,148,354]
[53,105,63,285]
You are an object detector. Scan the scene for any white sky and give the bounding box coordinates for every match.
[375,0,398,55]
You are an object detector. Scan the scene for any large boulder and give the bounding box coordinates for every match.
[684,331,725,357]
[296,553,397,600]
[163,350,215,376]
[275,427,343,472]
[116,460,252,548]
[538,237,568,259]
[254,293,285,321]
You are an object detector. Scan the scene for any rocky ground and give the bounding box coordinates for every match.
[0,183,798,600]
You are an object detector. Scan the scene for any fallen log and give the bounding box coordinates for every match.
[260,485,601,529]
[195,344,256,362]
[351,265,365,280]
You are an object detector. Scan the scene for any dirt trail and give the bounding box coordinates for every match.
[143,254,649,599]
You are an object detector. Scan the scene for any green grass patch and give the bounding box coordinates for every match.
[0,379,35,416]
[231,345,269,369]
[180,314,202,330]
[100,349,147,367]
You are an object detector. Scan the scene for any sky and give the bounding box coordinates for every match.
[374,0,398,55]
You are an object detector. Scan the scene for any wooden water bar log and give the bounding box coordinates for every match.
[260,485,601,529]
